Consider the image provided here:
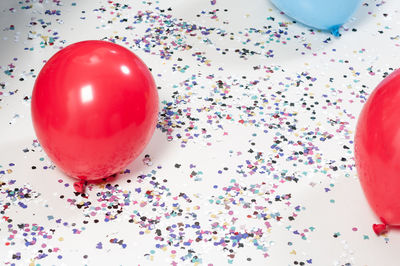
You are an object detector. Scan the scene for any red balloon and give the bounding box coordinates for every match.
[355,68,400,226]
[31,40,158,181]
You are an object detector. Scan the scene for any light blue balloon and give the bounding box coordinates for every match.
[270,0,362,36]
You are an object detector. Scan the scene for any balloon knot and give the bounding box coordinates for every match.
[372,223,387,236]
[73,180,86,194]
[330,26,341,37]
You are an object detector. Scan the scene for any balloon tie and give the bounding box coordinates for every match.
[372,223,387,235]
[73,180,86,194]
[330,26,341,37]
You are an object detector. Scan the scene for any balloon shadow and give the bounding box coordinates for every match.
[261,0,380,62]
[92,128,171,186]
[347,0,380,30]
[0,127,172,193]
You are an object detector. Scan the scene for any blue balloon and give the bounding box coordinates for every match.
[270,0,362,36]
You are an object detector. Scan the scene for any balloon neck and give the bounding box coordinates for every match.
[73,180,87,194]
[372,223,387,236]
[330,26,341,37]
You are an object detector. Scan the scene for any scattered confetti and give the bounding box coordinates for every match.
[1,0,400,265]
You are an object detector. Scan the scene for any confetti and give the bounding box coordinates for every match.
[0,0,399,265]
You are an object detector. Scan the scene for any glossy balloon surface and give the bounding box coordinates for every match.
[270,0,362,34]
[31,40,158,180]
[355,69,400,225]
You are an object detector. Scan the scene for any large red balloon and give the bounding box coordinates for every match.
[31,40,158,181]
[355,68,400,226]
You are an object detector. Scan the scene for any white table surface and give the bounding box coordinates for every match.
[1,0,400,265]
